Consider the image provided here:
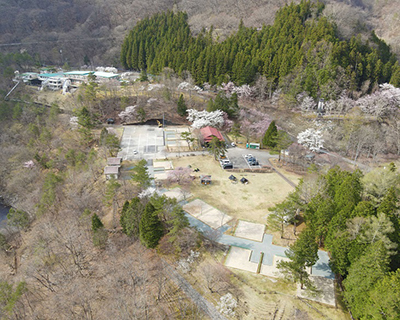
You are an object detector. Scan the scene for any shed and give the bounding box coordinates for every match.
[104,166,119,180]
[107,157,122,166]
[200,175,212,185]
[200,126,224,143]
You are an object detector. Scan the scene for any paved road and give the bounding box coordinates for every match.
[162,259,228,320]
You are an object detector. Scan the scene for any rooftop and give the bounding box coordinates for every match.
[107,157,122,166]
[64,71,91,76]
[104,166,119,175]
[93,71,119,78]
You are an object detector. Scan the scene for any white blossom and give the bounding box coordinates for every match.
[178,81,203,92]
[356,83,400,117]
[147,84,165,91]
[219,81,255,98]
[69,116,79,128]
[138,187,160,199]
[177,81,191,90]
[217,293,237,317]
[177,250,200,273]
[105,67,118,73]
[186,109,224,129]
[300,96,316,112]
[297,128,324,152]
[118,105,137,124]
[23,160,35,168]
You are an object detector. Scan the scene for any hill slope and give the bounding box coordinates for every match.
[0,0,399,67]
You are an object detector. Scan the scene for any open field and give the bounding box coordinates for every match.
[173,155,296,224]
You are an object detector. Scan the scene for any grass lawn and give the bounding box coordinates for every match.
[172,155,296,224]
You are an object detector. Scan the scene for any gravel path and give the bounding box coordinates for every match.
[162,259,228,320]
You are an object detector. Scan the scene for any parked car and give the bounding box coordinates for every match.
[222,163,233,169]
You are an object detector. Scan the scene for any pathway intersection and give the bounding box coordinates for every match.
[176,196,336,306]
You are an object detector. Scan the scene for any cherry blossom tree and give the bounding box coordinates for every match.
[356,83,400,117]
[186,109,224,129]
[166,167,194,186]
[221,112,234,132]
[297,129,324,152]
[118,105,137,124]
[219,81,256,99]
[238,109,272,141]
[298,95,316,113]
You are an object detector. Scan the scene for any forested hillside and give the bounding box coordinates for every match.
[1,0,400,69]
[121,2,399,99]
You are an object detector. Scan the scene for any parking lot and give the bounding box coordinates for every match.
[225,147,275,169]
[118,125,166,161]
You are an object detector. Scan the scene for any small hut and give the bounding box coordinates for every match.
[104,166,119,180]
[107,157,122,166]
[200,175,212,185]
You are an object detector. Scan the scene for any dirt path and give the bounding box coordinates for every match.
[267,159,297,188]
[162,259,228,320]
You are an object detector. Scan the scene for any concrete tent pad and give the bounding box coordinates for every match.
[235,220,265,242]
[183,199,232,229]
[163,187,191,202]
[183,199,210,218]
[154,172,169,180]
[199,209,232,229]
[260,255,289,278]
[183,198,217,218]
[225,247,258,273]
[296,276,336,306]
[153,160,174,170]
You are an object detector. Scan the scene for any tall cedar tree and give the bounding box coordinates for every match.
[139,202,163,248]
[120,197,144,238]
[130,159,153,189]
[263,120,278,148]
[177,94,187,116]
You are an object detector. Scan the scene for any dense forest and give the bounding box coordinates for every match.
[269,165,400,319]
[121,2,400,99]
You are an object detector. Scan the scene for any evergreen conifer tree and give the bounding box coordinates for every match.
[92,213,104,232]
[263,120,278,148]
[177,94,187,116]
[139,203,163,248]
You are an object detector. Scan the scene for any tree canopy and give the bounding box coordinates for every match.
[121,3,399,98]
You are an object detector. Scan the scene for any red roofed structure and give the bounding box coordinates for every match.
[200,126,224,143]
